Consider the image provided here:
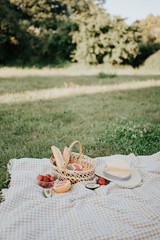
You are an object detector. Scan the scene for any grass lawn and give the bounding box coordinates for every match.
[0,72,160,193]
[1,74,160,95]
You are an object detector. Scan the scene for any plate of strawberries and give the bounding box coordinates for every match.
[37,174,55,188]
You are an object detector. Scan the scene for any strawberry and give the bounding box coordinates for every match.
[97,177,107,185]
[42,182,48,187]
[50,176,55,182]
[43,177,48,182]
[45,174,51,180]
[37,175,43,181]
[48,182,54,188]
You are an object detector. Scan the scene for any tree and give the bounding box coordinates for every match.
[103,17,142,65]
[71,1,111,64]
[140,14,160,44]
[0,0,31,64]
[7,0,91,65]
[10,0,60,29]
[130,15,160,67]
[2,0,155,67]
[71,9,141,65]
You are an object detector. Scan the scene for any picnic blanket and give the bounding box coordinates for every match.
[0,152,160,240]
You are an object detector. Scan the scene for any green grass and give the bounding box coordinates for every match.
[0,74,160,95]
[0,73,160,193]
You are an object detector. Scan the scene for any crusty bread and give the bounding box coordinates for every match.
[51,146,64,169]
[63,147,70,166]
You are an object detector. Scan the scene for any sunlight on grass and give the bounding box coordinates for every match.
[1,63,160,78]
[0,80,160,104]
[0,71,160,192]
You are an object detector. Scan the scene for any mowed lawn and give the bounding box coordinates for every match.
[0,73,160,192]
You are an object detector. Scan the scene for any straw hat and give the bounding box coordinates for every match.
[95,159,141,188]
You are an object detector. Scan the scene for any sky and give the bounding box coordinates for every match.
[104,0,160,25]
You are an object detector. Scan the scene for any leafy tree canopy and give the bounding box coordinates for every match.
[0,0,160,67]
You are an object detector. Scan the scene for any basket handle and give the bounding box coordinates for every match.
[63,141,82,167]
[68,141,82,155]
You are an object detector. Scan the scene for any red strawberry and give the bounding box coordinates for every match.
[43,177,48,182]
[50,176,55,182]
[45,174,51,180]
[37,175,43,181]
[48,182,54,188]
[41,182,47,187]
[97,177,107,185]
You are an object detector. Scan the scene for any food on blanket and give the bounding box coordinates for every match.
[53,180,71,193]
[43,176,48,182]
[39,181,54,188]
[51,146,64,169]
[85,183,100,190]
[66,163,88,171]
[97,177,107,185]
[37,175,43,181]
[50,176,55,181]
[82,167,89,171]
[37,174,55,188]
[75,167,82,171]
[68,163,83,171]
[104,159,131,179]
[43,189,52,198]
[40,182,47,187]
[66,165,73,170]
[66,164,88,172]
[48,182,54,188]
[45,174,51,180]
[63,147,70,165]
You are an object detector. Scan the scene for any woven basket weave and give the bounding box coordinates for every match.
[50,141,95,184]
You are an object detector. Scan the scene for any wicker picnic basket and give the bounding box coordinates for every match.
[50,141,95,184]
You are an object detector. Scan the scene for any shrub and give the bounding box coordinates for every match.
[98,72,116,78]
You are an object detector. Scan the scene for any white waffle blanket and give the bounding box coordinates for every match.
[0,152,160,240]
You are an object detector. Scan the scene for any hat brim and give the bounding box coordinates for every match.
[95,165,141,188]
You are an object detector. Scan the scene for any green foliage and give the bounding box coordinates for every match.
[71,11,142,65]
[131,41,160,67]
[10,0,64,29]
[103,18,142,65]
[0,0,31,64]
[0,0,80,66]
[0,0,160,66]
[41,22,76,64]
[98,72,116,78]
[71,2,111,64]
[96,119,160,155]
[140,14,160,44]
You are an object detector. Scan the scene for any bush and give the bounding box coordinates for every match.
[42,22,76,64]
[131,41,160,67]
[98,72,116,78]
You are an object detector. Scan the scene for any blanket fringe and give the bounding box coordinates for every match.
[0,190,6,203]
[7,159,14,174]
